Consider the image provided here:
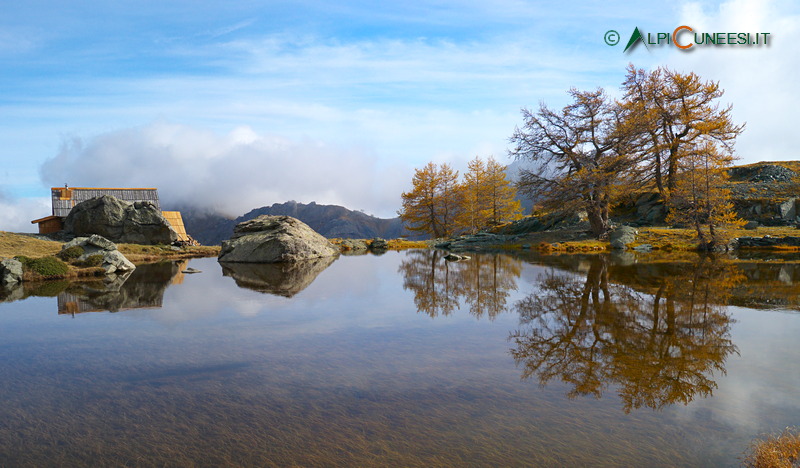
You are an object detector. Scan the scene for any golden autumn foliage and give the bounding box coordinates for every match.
[510,65,744,242]
[400,157,521,238]
[621,65,744,196]
[399,162,460,238]
[510,87,640,239]
[456,156,522,234]
[666,143,745,249]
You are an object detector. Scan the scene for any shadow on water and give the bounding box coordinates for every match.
[219,255,337,297]
[398,249,523,319]
[509,254,741,412]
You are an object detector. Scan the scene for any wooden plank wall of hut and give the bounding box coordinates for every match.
[51,188,161,217]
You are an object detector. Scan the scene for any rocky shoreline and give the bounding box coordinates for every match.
[431,225,800,255]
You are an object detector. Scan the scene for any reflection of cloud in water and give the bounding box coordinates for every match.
[127,255,400,326]
[673,306,800,434]
[220,256,337,298]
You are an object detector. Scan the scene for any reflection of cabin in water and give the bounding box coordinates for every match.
[30,186,189,241]
[57,261,188,316]
[57,291,164,315]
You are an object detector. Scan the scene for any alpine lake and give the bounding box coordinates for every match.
[2,248,800,467]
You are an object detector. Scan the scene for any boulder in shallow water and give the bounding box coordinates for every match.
[609,226,638,250]
[218,215,339,263]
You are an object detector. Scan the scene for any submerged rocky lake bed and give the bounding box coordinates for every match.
[1,250,799,467]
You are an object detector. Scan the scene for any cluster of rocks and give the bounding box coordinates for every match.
[435,232,521,252]
[1,234,136,295]
[633,193,667,226]
[495,212,586,236]
[444,253,471,262]
[737,236,800,248]
[730,164,797,183]
[64,195,179,245]
[61,235,136,275]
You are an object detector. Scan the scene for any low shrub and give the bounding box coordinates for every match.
[56,245,85,261]
[16,256,69,279]
[744,427,800,468]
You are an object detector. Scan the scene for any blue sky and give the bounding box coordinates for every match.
[1,0,798,230]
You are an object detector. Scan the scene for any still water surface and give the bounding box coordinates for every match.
[1,250,799,467]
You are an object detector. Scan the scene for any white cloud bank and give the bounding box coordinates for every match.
[0,190,50,233]
[665,0,800,162]
[38,122,412,218]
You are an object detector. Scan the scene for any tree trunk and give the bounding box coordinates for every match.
[667,145,679,192]
[587,202,609,239]
[654,151,665,196]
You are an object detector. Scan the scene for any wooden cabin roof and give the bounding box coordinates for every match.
[51,187,160,217]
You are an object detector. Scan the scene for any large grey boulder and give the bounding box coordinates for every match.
[64,195,178,245]
[609,226,638,250]
[62,235,136,274]
[218,215,339,263]
[0,259,23,286]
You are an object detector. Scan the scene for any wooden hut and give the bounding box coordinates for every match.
[31,186,190,242]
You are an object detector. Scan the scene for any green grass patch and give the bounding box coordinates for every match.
[16,255,70,280]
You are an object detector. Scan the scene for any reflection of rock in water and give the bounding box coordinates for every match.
[0,282,26,303]
[220,256,336,297]
[57,261,184,315]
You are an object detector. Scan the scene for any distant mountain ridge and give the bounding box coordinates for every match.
[176,201,409,246]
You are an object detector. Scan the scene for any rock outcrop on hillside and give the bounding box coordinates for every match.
[179,201,410,245]
[64,195,178,245]
[218,215,339,263]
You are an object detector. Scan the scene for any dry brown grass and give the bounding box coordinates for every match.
[0,232,61,258]
[386,239,429,249]
[743,428,800,468]
[116,244,219,264]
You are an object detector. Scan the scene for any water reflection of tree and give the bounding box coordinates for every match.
[398,250,522,319]
[510,255,741,412]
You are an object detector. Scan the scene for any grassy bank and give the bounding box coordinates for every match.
[0,231,220,282]
[494,225,800,254]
